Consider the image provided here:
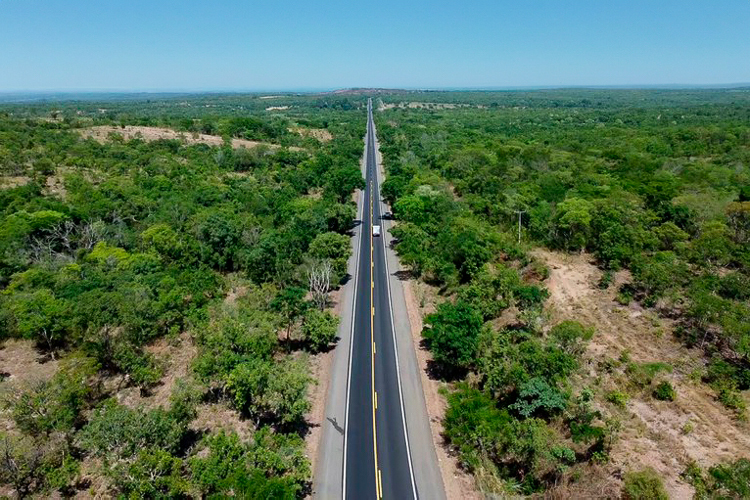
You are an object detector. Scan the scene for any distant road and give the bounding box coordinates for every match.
[315,99,445,500]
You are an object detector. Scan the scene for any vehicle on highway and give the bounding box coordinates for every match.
[372,225,381,237]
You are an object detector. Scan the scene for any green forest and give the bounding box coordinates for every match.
[1,88,749,498]
[376,88,750,498]
[0,94,365,497]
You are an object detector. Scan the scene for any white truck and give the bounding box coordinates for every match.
[372,225,381,237]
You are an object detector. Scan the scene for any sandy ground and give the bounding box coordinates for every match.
[290,126,333,143]
[0,176,31,189]
[536,249,750,498]
[378,102,486,111]
[401,279,481,500]
[115,331,197,410]
[267,106,290,111]
[79,125,300,150]
[0,340,61,434]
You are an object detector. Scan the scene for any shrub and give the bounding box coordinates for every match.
[509,377,568,418]
[653,381,676,401]
[622,467,668,500]
[423,301,484,375]
[549,320,594,356]
[190,430,308,497]
[606,391,629,408]
[227,357,311,426]
[301,309,338,352]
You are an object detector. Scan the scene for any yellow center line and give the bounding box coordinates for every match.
[370,173,381,499]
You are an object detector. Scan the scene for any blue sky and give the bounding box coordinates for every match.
[1,0,749,91]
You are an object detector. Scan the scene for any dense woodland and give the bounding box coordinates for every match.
[0,94,365,497]
[376,89,750,498]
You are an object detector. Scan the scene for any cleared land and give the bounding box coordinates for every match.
[79,125,300,150]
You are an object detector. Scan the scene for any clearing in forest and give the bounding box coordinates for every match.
[79,125,300,150]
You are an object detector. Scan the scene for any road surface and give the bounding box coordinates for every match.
[314,98,445,500]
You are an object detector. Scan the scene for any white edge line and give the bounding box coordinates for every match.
[372,117,419,500]
[341,114,368,499]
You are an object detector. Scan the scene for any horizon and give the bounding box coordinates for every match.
[1,82,750,97]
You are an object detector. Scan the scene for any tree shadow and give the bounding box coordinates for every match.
[420,338,467,382]
[326,416,344,436]
[394,269,414,281]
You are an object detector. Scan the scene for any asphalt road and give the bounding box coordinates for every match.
[343,99,417,499]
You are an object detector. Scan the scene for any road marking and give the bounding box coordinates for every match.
[375,391,378,409]
[374,113,419,499]
[378,470,383,499]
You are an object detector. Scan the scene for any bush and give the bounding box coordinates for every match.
[191,430,308,498]
[423,301,484,375]
[227,357,311,426]
[622,467,669,500]
[606,391,629,408]
[683,459,750,499]
[301,309,338,352]
[653,381,676,401]
[4,354,98,436]
[0,433,79,496]
[509,377,568,418]
[549,320,594,356]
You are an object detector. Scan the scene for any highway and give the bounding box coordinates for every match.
[343,99,417,499]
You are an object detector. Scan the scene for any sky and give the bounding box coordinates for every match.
[1,0,749,92]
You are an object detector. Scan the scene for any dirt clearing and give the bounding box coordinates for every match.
[79,125,300,150]
[290,126,333,143]
[535,249,750,498]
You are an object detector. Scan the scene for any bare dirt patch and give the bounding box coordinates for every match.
[192,401,253,442]
[290,126,333,143]
[78,125,299,151]
[115,331,197,410]
[0,340,59,385]
[0,340,60,434]
[0,176,31,189]
[266,106,290,111]
[535,249,750,498]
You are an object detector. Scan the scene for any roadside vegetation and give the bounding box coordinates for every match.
[376,88,750,497]
[0,94,365,497]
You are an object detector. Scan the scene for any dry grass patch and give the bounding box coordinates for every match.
[534,249,750,498]
[79,125,300,151]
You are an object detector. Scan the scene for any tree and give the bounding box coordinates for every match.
[308,231,350,284]
[302,309,338,352]
[8,289,66,356]
[307,260,333,310]
[690,221,732,267]
[423,301,484,375]
[549,320,594,356]
[227,358,310,426]
[325,166,365,203]
[326,202,355,234]
[555,197,594,252]
[270,286,308,342]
